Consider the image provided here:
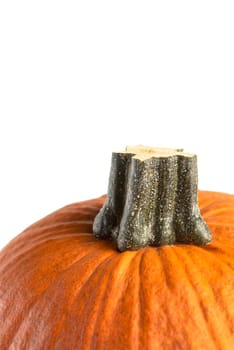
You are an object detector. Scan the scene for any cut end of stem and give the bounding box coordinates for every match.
[125,145,188,160]
[93,145,211,251]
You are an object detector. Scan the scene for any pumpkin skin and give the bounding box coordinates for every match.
[0,191,234,350]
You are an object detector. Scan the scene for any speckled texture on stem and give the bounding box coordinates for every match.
[93,151,211,251]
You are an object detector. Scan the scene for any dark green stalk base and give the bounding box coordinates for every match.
[93,149,211,251]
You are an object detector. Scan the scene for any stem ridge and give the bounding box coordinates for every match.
[93,148,211,251]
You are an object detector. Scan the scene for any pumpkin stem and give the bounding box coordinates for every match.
[93,146,211,251]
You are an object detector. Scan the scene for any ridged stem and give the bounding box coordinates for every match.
[93,148,211,251]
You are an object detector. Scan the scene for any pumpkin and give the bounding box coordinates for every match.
[0,147,234,350]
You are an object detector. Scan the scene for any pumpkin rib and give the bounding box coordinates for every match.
[0,235,94,281]
[158,248,203,349]
[151,247,173,349]
[25,219,93,234]
[0,239,64,286]
[20,230,94,252]
[154,247,199,349]
[19,200,101,237]
[0,246,82,346]
[4,221,94,257]
[189,248,234,335]
[134,248,165,350]
[207,219,234,228]
[107,250,145,350]
[114,250,143,350]
[33,241,115,288]
[198,191,234,209]
[202,203,234,218]
[202,244,234,274]
[160,247,217,349]
[21,221,94,240]
[200,200,234,215]
[0,223,96,274]
[0,242,111,336]
[81,253,130,349]
[6,249,116,350]
[208,243,234,261]
[206,221,234,229]
[207,224,234,246]
[53,252,118,349]
[173,247,234,349]
[50,252,116,350]
[137,250,146,349]
[98,251,140,349]
[78,256,120,348]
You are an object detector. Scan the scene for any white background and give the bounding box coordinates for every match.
[0,1,233,250]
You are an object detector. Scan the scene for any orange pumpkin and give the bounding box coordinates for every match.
[0,191,233,349]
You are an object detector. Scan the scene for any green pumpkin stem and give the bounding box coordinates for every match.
[93,146,211,251]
